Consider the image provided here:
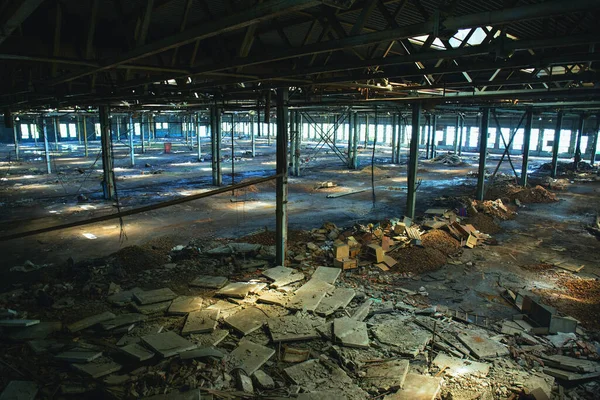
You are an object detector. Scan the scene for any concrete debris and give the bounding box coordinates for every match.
[310,266,341,284]
[216,282,266,298]
[167,296,204,315]
[181,309,219,335]
[141,331,196,358]
[189,275,228,289]
[383,373,441,400]
[0,319,39,327]
[141,388,203,399]
[252,370,275,389]
[107,287,144,306]
[267,313,324,342]
[363,359,409,390]
[5,321,62,340]
[206,243,262,255]
[227,340,275,375]
[120,343,155,362]
[282,346,310,363]
[351,299,372,321]
[179,347,225,360]
[315,287,355,316]
[72,359,122,378]
[371,315,430,357]
[190,329,229,347]
[224,306,267,335]
[333,317,369,348]
[133,288,177,305]
[55,348,103,363]
[432,353,490,376]
[287,279,335,312]
[67,311,116,332]
[0,381,38,400]
[257,290,288,306]
[456,329,510,359]
[100,313,147,330]
[133,300,172,315]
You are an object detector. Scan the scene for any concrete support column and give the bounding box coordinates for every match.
[591,115,599,166]
[116,116,121,141]
[397,116,404,162]
[210,106,222,186]
[521,109,533,186]
[42,118,52,174]
[391,114,397,164]
[550,111,563,178]
[141,114,146,154]
[537,127,544,156]
[476,108,490,200]
[425,115,431,159]
[266,91,271,146]
[458,116,464,156]
[250,115,255,157]
[275,87,289,266]
[99,106,115,199]
[454,115,460,154]
[197,113,203,161]
[347,111,354,167]
[53,117,59,151]
[12,119,19,161]
[129,114,135,167]
[442,125,447,150]
[294,110,301,177]
[290,110,297,175]
[430,114,437,158]
[406,103,421,219]
[83,116,88,157]
[574,114,585,170]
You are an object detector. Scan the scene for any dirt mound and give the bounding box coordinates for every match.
[520,263,554,272]
[467,213,501,234]
[114,243,170,273]
[487,182,558,204]
[388,246,447,274]
[238,229,314,247]
[358,166,388,176]
[421,229,461,256]
[232,184,259,197]
[474,199,515,220]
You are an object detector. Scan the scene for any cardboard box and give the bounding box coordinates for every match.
[334,258,358,270]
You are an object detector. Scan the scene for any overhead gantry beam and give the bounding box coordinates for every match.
[0,0,45,45]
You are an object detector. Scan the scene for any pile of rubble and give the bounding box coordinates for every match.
[487,181,559,204]
[426,153,467,166]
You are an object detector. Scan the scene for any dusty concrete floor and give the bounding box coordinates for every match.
[0,138,599,324]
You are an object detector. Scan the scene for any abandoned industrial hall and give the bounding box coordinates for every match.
[1,0,600,399]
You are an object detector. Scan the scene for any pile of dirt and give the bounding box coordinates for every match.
[358,166,389,176]
[232,184,259,197]
[536,277,600,331]
[474,199,515,220]
[239,230,276,245]
[113,237,173,273]
[487,182,558,204]
[467,213,502,234]
[421,229,461,256]
[388,246,447,274]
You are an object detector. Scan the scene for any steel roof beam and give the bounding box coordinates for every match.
[0,0,45,45]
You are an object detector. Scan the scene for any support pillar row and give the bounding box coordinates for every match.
[275,88,289,266]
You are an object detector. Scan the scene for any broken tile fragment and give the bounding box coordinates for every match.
[190,275,228,289]
[133,288,177,305]
[333,317,369,348]
[351,299,373,321]
[216,282,266,298]
[372,316,429,357]
[181,309,219,335]
[100,313,147,330]
[0,381,38,400]
[67,312,115,333]
[267,314,324,342]
[190,329,229,347]
[253,370,275,389]
[383,373,441,400]
[168,296,204,315]
[180,347,225,360]
[132,301,172,315]
[287,279,334,312]
[257,290,288,306]
[55,348,103,363]
[456,330,509,359]
[72,360,122,379]
[315,288,355,316]
[205,300,240,319]
[107,287,143,306]
[224,307,267,335]
[310,266,341,284]
[363,359,409,390]
[141,331,196,358]
[228,340,275,375]
[432,353,490,376]
[120,343,155,362]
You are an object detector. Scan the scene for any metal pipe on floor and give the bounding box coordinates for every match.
[574,114,585,171]
[521,108,533,186]
[275,87,289,266]
[42,118,52,174]
[129,114,135,167]
[99,105,114,200]
[476,108,490,200]
[406,102,421,219]
[550,110,563,178]
[12,118,19,161]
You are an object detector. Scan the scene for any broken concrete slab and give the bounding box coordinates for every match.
[253,370,275,389]
[132,301,172,315]
[363,359,409,390]
[107,287,144,306]
[257,290,288,306]
[189,275,228,289]
[141,331,197,358]
[262,265,294,281]
[456,330,510,359]
[372,316,429,357]
[333,317,369,348]
[100,313,147,330]
[287,279,334,312]
[167,296,204,315]
[5,321,62,341]
[228,340,275,375]
[271,272,305,288]
[236,372,254,394]
[28,339,65,355]
[383,373,442,400]
[205,300,240,319]
[0,381,38,400]
[55,348,103,363]
[224,307,267,335]
[315,288,355,317]
[310,266,341,284]
[216,282,266,298]
[267,314,324,342]
[351,299,373,321]
[190,329,228,347]
[120,343,155,362]
[141,389,203,400]
[0,319,39,328]
[180,347,225,360]
[433,353,490,376]
[543,367,600,381]
[133,288,177,305]
[72,360,122,379]
[181,309,219,335]
[540,354,600,373]
[67,312,116,332]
